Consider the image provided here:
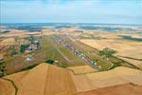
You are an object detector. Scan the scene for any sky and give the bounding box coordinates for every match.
[0,0,142,24]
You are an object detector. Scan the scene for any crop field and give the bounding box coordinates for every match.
[77,83,142,95]
[68,65,96,74]
[3,64,77,95]
[1,63,142,95]
[71,66,142,92]
[79,33,142,70]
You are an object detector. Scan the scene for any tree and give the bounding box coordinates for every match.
[99,48,116,60]
[20,44,29,53]
[45,59,54,64]
[28,35,34,44]
[0,59,6,77]
[10,46,17,56]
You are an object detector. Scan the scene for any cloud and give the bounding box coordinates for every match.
[1,0,142,24]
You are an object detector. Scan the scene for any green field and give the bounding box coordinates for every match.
[51,35,114,71]
[41,35,85,67]
[70,40,114,71]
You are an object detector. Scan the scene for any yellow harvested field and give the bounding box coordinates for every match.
[87,67,142,80]
[1,29,41,38]
[0,38,16,46]
[3,63,77,95]
[43,65,76,95]
[71,66,142,92]
[117,56,142,69]
[0,78,15,95]
[80,38,142,62]
[80,39,142,57]
[1,64,142,95]
[0,30,26,37]
[78,83,142,95]
[71,74,94,92]
[86,67,142,86]
[68,65,96,74]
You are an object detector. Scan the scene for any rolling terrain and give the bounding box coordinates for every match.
[0,26,142,95]
[0,63,142,95]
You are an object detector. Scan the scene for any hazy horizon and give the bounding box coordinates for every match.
[1,0,142,24]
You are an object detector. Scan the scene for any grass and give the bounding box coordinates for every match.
[70,40,114,71]
[58,46,85,66]
[41,35,85,67]
[41,36,67,67]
